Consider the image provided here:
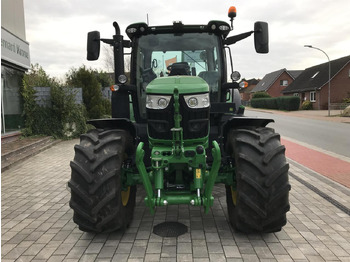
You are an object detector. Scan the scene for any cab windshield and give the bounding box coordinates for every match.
[135,33,222,118]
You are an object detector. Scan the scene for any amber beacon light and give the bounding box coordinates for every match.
[228,6,237,19]
[228,6,236,29]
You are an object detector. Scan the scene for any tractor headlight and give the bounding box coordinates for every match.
[146,95,171,109]
[184,93,210,108]
[118,74,128,84]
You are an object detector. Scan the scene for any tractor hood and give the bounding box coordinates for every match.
[146,76,209,95]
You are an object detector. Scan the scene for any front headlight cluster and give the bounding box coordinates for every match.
[146,95,171,110]
[146,93,210,110]
[184,93,210,109]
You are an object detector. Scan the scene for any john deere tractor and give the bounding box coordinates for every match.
[68,7,290,233]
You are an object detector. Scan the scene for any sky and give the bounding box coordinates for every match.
[23,0,350,81]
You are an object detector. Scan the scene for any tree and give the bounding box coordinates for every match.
[21,64,87,138]
[103,46,131,75]
[66,65,112,119]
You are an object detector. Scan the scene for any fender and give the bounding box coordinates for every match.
[223,116,274,141]
[88,118,137,139]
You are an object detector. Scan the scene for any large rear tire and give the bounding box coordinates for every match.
[225,127,290,233]
[68,129,136,233]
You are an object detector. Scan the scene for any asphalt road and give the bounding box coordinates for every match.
[245,109,350,159]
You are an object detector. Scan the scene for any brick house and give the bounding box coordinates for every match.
[251,69,302,98]
[282,55,350,109]
[239,78,260,103]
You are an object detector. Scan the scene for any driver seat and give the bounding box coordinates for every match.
[168,62,191,76]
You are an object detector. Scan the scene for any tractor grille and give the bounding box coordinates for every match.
[147,97,175,140]
[147,95,209,140]
[180,96,209,139]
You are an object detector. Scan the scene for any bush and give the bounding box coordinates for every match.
[66,66,112,119]
[301,100,313,110]
[252,92,271,99]
[21,64,87,138]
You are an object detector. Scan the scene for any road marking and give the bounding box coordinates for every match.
[281,137,350,188]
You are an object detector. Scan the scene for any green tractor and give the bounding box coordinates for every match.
[68,6,290,233]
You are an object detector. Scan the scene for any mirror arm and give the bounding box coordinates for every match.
[224,31,253,45]
[100,38,131,48]
[100,38,114,45]
[222,82,239,90]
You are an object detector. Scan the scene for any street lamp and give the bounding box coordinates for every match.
[304,45,331,116]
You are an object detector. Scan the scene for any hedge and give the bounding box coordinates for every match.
[251,96,300,111]
[252,92,271,99]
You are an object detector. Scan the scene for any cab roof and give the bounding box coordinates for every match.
[125,20,231,40]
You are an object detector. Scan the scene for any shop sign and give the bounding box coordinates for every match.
[1,27,30,69]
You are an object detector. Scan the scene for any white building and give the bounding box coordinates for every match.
[1,0,30,133]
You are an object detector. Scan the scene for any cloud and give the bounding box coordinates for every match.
[24,0,350,80]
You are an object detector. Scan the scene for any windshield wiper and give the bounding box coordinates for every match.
[182,51,206,70]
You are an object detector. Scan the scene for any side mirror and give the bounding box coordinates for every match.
[254,22,269,54]
[87,31,100,60]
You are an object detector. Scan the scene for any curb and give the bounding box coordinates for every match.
[1,137,61,172]
[246,107,350,123]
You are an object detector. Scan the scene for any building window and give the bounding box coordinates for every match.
[293,93,299,97]
[280,80,288,86]
[310,91,316,102]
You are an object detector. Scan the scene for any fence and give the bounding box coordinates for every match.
[329,103,350,114]
[33,87,83,107]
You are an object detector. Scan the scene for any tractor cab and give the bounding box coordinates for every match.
[126,21,230,120]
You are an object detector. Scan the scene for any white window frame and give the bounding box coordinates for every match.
[310,91,316,102]
[280,80,288,86]
[293,93,299,97]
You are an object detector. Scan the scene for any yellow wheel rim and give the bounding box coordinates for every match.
[231,186,237,205]
[121,186,130,206]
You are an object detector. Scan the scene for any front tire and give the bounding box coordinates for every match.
[68,129,136,233]
[225,127,290,233]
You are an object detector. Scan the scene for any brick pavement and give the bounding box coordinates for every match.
[282,138,350,188]
[2,139,350,261]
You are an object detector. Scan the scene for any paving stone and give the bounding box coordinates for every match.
[192,245,208,258]
[3,247,27,260]
[65,246,86,259]
[177,242,192,254]
[34,246,57,260]
[2,139,350,262]
[147,242,162,253]
[111,253,129,262]
[223,245,241,258]
[116,242,133,253]
[22,243,46,256]
[193,258,209,262]
[161,245,176,257]
[207,242,223,254]
[97,246,116,258]
[129,245,146,258]
[209,253,226,262]
[54,243,74,255]
[145,253,161,261]
[13,256,35,262]
[177,253,193,261]
[47,255,65,262]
